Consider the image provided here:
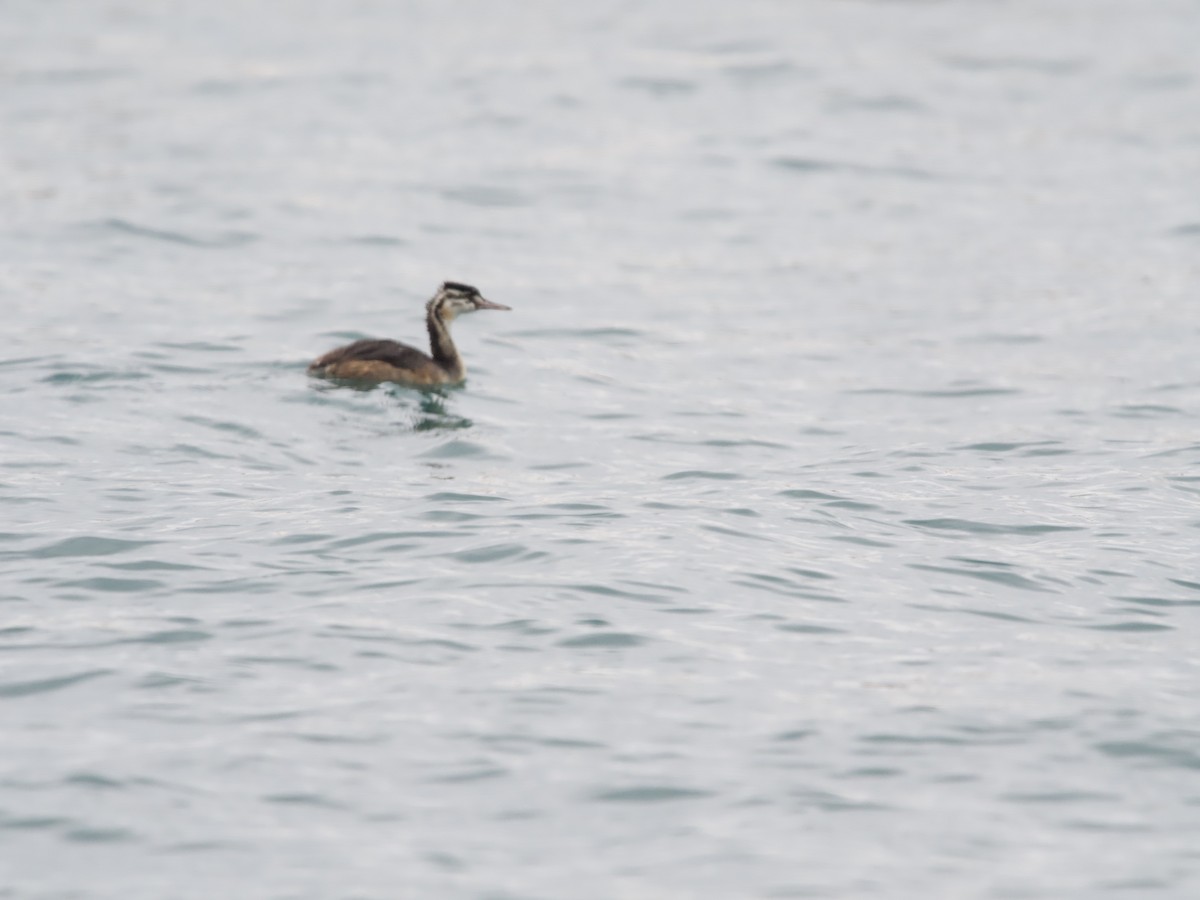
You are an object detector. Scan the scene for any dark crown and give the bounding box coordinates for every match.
[441,281,480,295]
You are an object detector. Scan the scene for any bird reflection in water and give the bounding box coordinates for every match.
[409,389,472,432]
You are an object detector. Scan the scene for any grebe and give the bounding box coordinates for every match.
[307,281,510,386]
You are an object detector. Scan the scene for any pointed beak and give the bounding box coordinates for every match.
[475,297,511,311]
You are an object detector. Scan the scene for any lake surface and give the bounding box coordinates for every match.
[2,1,1199,897]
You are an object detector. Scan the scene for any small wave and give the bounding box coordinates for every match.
[619,76,697,96]
[777,623,844,634]
[557,632,645,649]
[64,826,137,844]
[0,669,111,699]
[25,536,158,559]
[662,470,742,481]
[57,577,164,593]
[440,185,529,207]
[771,156,945,182]
[94,218,258,248]
[117,628,212,644]
[959,441,1061,453]
[849,386,1020,398]
[1094,739,1200,769]
[591,786,711,803]
[906,518,1083,536]
[911,562,1057,593]
[41,369,151,385]
[1087,621,1173,633]
[942,55,1086,74]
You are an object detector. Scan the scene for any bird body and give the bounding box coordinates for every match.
[308,282,509,386]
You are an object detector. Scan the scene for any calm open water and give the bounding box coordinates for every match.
[2,1,1199,897]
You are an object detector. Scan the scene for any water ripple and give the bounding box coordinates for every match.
[905,518,1084,536]
[557,633,646,649]
[591,786,712,803]
[910,563,1057,593]
[2,2,1198,897]
[0,669,111,699]
[93,218,258,248]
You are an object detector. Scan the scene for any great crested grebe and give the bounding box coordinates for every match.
[307,281,510,386]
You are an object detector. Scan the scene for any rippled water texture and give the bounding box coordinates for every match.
[3,1,1200,897]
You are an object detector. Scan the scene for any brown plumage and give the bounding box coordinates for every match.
[308,282,510,386]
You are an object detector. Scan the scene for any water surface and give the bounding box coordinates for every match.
[2,1,1199,898]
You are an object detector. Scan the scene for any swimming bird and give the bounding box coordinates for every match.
[307,281,510,386]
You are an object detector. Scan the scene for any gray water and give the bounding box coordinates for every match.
[3,1,1200,897]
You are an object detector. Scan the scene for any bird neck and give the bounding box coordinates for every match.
[426,306,464,380]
